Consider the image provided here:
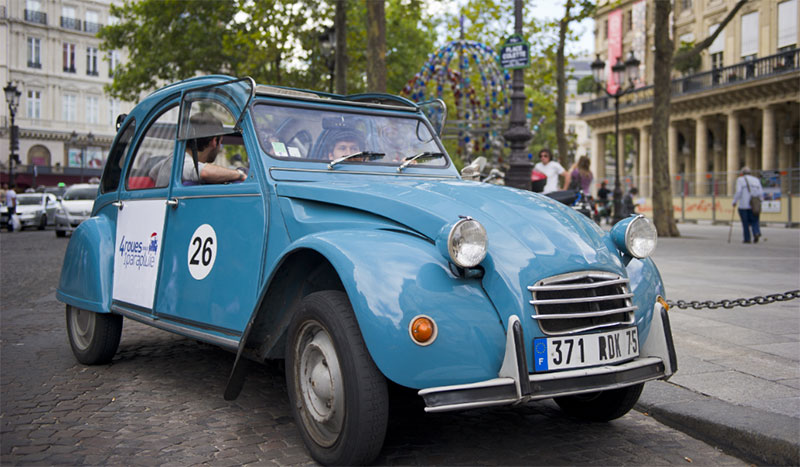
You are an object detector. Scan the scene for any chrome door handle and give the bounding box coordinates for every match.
[112,201,123,210]
[166,198,179,207]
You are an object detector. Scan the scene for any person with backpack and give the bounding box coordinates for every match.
[732,166,764,243]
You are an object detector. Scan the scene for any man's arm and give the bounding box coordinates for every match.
[199,164,246,184]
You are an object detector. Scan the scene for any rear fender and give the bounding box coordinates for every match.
[56,217,115,313]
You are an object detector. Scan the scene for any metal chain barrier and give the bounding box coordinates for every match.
[667,290,800,310]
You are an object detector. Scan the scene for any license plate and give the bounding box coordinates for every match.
[533,327,639,372]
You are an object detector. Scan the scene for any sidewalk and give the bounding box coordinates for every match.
[636,222,800,465]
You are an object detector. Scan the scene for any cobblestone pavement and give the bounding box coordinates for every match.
[2,230,745,465]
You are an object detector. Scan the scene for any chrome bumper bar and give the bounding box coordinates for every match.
[419,303,677,413]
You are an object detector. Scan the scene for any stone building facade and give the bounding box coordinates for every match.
[582,0,799,200]
[0,0,133,188]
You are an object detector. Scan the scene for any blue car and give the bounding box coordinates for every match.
[57,76,676,465]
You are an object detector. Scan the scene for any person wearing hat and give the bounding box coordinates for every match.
[152,112,246,186]
[732,166,764,243]
[326,129,364,161]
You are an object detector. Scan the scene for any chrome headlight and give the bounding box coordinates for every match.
[437,217,488,268]
[611,215,657,259]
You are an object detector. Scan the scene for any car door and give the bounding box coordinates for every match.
[110,103,178,315]
[153,79,267,345]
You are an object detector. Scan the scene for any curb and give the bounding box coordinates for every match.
[636,381,800,466]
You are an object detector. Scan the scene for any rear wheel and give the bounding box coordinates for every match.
[286,291,388,465]
[56,229,66,237]
[65,305,123,365]
[554,383,644,422]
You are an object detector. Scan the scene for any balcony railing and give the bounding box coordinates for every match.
[60,16,81,31]
[27,61,42,69]
[581,48,800,116]
[63,66,76,74]
[84,21,102,34]
[24,9,47,25]
[87,69,99,77]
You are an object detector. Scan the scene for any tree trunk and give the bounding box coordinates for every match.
[334,0,347,94]
[651,0,680,236]
[366,0,387,93]
[556,1,572,168]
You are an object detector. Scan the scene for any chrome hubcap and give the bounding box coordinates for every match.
[70,307,95,351]
[295,321,344,447]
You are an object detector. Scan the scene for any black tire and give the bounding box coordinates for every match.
[286,291,388,465]
[38,215,46,230]
[65,305,123,365]
[56,229,66,238]
[554,383,644,422]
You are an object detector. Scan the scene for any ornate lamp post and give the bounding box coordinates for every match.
[503,0,533,191]
[4,82,22,187]
[590,51,640,223]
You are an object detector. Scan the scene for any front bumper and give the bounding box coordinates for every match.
[419,303,677,413]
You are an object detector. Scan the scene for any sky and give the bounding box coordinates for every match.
[427,0,596,57]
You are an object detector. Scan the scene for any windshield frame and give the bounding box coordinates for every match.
[252,99,451,170]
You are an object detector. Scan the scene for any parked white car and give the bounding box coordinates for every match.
[15,193,58,230]
[55,184,98,237]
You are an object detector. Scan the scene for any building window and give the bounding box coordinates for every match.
[711,52,723,69]
[27,90,41,120]
[603,19,608,38]
[27,37,41,68]
[85,10,101,34]
[25,0,46,24]
[108,50,121,77]
[63,43,76,73]
[61,6,81,31]
[109,98,120,126]
[62,94,76,122]
[681,0,692,11]
[626,10,632,34]
[87,96,99,124]
[87,47,99,76]
[740,12,759,59]
[778,0,797,50]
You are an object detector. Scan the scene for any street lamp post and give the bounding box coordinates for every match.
[4,82,22,187]
[319,27,336,94]
[590,51,640,223]
[503,0,533,191]
[86,131,94,182]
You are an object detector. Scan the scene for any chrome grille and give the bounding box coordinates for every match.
[528,271,636,335]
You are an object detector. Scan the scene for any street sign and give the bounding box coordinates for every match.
[499,34,530,70]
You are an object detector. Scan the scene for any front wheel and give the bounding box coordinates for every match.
[554,383,644,422]
[56,229,66,237]
[65,305,123,365]
[286,291,388,465]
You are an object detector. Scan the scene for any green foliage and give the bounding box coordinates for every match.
[577,75,596,95]
[674,41,701,74]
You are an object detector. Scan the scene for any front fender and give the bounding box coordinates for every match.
[291,229,507,389]
[626,256,666,345]
[56,217,115,313]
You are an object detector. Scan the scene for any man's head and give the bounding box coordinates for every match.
[188,113,224,162]
[538,149,553,164]
[630,187,639,195]
[327,129,364,161]
[740,166,752,175]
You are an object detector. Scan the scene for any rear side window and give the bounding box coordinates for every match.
[126,106,179,190]
[100,118,136,194]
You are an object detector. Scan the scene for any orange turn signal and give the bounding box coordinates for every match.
[409,316,437,346]
[657,296,670,311]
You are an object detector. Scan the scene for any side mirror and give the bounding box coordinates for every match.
[418,99,447,137]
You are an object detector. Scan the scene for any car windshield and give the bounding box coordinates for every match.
[17,195,43,206]
[63,187,97,200]
[252,103,447,167]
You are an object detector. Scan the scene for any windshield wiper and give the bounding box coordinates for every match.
[397,152,445,172]
[328,151,386,169]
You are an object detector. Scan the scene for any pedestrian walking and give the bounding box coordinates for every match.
[563,155,594,196]
[3,183,17,232]
[621,187,639,218]
[533,149,565,194]
[732,166,764,243]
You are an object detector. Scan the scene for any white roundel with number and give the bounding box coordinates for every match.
[187,224,217,280]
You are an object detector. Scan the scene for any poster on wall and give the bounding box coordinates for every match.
[67,148,82,168]
[86,147,104,168]
[761,170,782,213]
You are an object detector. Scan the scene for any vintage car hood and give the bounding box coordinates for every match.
[277,178,625,278]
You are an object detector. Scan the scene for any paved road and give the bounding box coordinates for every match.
[2,230,745,465]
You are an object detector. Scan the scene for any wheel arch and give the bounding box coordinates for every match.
[56,217,115,314]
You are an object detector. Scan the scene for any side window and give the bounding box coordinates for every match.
[126,105,179,190]
[100,118,135,194]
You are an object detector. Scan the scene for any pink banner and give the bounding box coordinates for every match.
[607,9,623,94]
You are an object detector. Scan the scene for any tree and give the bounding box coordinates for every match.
[334,0,347,94]
[366,0,387,92]
[651,0,747,237]
[555,0,595,168]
